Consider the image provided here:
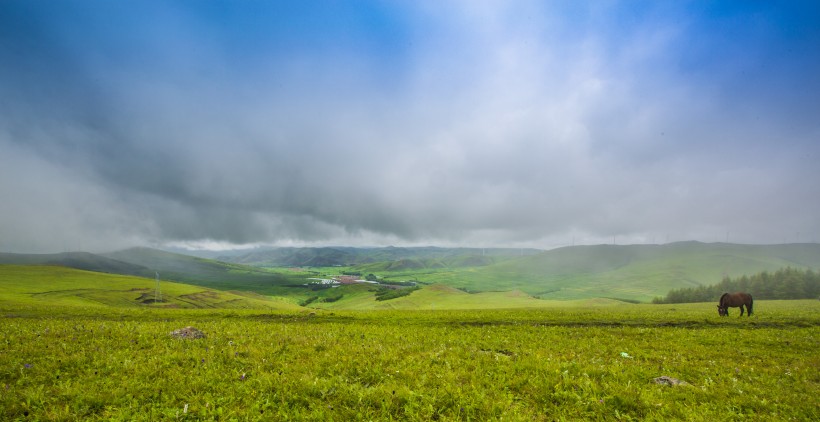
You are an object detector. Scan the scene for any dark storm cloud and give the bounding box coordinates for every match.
[1,1,819,252]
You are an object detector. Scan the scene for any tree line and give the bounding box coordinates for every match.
[653,267,820,304]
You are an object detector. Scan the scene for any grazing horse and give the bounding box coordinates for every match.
[717,292,753,317]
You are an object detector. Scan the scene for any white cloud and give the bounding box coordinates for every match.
[0,1,818,252]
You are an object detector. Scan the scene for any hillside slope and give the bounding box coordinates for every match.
[0,265,302,310]
[310,283,629,311]
[0,252,150,276]
[0,249,307,294]
[102,248,304,292]
[406,242,820,302]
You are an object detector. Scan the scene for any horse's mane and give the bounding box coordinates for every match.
[719,292,729,304]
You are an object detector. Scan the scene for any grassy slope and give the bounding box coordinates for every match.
[0,248,306,294]
[0,265,302,310]
[311,283,628,311]
[102,247,304,293]
[0,252,151,276]
[378,242,820,302]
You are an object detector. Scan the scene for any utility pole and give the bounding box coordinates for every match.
[155,272,162,303]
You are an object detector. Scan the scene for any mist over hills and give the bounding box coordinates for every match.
[206,246,542,268]
[101,247,299,293]
[506,241,820,277]
[2,242,819,304]
[466,242,820,301]
[0,251,150,277]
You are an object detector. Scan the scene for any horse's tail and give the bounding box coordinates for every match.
[748,295,753,316]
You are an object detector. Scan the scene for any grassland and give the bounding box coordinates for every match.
[1,248,308,295]
[367,243,820,302]
[309,283,632,311]
[0,264,589,312]
[102,247,307,293]
[1,260,818,420]
[1,300,818,420]
[0,265,301,310]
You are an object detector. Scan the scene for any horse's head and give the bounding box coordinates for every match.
[717,305,727,316]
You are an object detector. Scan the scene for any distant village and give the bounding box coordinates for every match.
[306,275,416,288]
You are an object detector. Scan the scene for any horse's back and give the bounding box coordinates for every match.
[737,292,753,303]
[721,292,753,306]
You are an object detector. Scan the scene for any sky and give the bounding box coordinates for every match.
[1,1,819,253]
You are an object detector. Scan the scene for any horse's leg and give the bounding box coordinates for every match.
[739,305,745,317]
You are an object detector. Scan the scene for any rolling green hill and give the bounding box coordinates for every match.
[310,283,630,311]
[0,252,150,277]
[364,242,820,302]
[3,242,818,308]
[0,248,310,295]
[101,247,307,293]
[0,265,302,310]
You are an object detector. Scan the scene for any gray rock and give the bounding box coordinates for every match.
[170,326,206,339]
[652,376,688,386]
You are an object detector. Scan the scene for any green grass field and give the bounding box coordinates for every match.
[1,263,818,420]
[1,301,818,420]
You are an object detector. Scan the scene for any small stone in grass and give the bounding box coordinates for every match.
[652,376,688,386]
[170,326,206,339]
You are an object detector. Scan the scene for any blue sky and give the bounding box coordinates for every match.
[1,1,818,252]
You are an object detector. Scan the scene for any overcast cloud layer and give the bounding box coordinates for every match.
[1,1,819,253]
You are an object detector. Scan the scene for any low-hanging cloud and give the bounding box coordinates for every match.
[1,1,819,253]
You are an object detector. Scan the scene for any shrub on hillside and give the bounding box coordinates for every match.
[375,286,419,301]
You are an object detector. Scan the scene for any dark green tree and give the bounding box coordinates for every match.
[655,267,820,303]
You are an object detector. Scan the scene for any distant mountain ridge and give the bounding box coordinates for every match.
[210,246,542,267]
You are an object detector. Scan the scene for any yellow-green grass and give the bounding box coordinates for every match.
[1,301,818,420]
[0,265,302,310]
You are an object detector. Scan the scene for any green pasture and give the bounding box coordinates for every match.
[1,301,818,421]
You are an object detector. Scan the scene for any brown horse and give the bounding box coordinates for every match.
[717,292,753,317]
